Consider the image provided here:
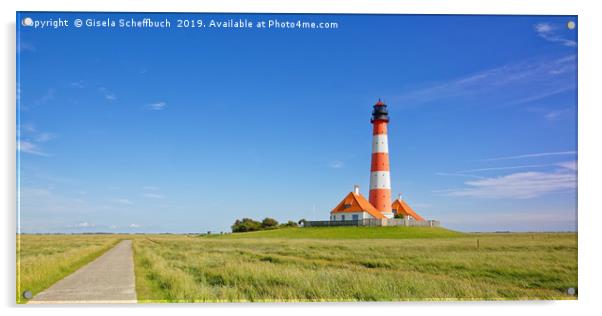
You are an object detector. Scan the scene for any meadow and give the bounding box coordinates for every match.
[16,234,124,303]
[16,228,577,303]
[132,228,578,302]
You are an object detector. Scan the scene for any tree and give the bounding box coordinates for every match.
[298,218,306,225]
[231,218,262,232]
[280,220,298,228]
[261,217,279,229]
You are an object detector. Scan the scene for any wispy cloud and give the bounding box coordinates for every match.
[456,164,553,173]
[526,106,572,121]
[440,161,577,199]
[18,140,49,157]
[34,132,57,142]
[328,160,345,168]
[146,101,167,111]
[557,160,577,171]
[33,89,55,106]
[534,22,577,47]
[70,221,95,228]
[113,198,133,205]
[478,151,576,162]
[142,193,165,199]
[441,170,575,199]
[394,55,576,107]
[545,108,571,121]
[129,223,141,228]
[69,81,85,88]
[18,123,57,157]
[18,41,36,53]
[98,87,116,101]
[435,172,484,179]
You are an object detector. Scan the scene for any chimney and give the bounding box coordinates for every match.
[354,185,360,195]
[398,193,403,201]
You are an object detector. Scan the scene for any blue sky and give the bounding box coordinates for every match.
[17,13,577,233]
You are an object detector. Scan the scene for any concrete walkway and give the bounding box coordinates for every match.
[29,240,137,304]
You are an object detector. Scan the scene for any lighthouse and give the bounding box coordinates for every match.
[369,99,394,218]
[327,99,429,224]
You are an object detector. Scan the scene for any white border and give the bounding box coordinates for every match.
[2,1,600,316]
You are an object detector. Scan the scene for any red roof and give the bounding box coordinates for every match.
[331,191,385,219]
[391,199,425,221]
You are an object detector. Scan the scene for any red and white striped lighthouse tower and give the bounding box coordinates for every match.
[369,99,394,218]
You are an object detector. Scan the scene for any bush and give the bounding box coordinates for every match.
[231,218,262,233]
[231,217,301,233]
[280,221,298,228]
[261,217,279,229]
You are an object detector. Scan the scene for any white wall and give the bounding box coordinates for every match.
[331,212,374,220]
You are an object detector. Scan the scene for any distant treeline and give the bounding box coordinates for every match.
[231,217,305,233]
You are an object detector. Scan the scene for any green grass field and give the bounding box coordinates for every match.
[131,227,577,302]
[16,227,577,303]
[16,234,124,303]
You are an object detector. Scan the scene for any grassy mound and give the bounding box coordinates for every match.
[208,226,464,239]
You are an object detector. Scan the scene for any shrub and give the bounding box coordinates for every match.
[280,221,298,228]
[231,218,262,233]
[261,217,279,229]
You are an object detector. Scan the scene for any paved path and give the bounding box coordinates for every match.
[29,240,137,304]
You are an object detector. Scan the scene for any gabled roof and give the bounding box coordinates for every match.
[391,199,425,221]
[331,192,385,219]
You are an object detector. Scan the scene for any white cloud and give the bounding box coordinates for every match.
[557,160,577,171]
[146,101,167,111]
[544,109,571,121]
[18,140,49,156]
[33,89,55,106]
[75,221,94,228]
[129,223,141,228]
[34,132,57,142]
[18,123,58,157]
[114,198,133,205]
[18,41,36,52]
[479,151,576,162]
[69,81,85,88]
[328,160,344,168]
[142,193,165,199]
[442,170,576,199]
[98,87,116,101]
[534,22,576,47]
[435,172,484,179]
[394,55,576,107]
[457,164,553,173]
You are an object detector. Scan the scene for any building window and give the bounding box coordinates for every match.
[342,215,345,221]
[352,214,359,220]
